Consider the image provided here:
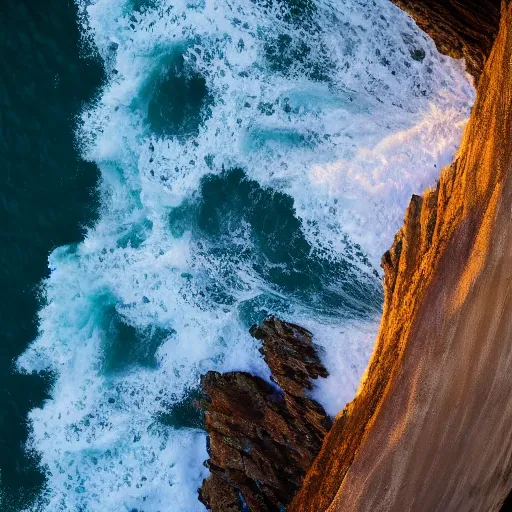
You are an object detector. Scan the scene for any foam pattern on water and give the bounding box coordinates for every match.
[18,0,474,510]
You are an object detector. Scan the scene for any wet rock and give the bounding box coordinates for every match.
[198,317,332,512]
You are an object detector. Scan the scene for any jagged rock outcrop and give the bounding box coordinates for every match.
[198,317,332,512]
[290,2,512,511]
[391,0,502,82]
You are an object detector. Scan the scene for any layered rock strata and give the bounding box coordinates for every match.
[198,317,332,512]
[290,2,512,511]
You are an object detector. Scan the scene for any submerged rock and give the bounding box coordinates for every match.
[198,317,332,512]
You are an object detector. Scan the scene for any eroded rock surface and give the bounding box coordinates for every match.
[198,317,332,512]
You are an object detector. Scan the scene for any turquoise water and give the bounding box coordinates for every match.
[1,0,474,510]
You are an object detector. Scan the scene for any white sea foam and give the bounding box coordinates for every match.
[19,0,474,510]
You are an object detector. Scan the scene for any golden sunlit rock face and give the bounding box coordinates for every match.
[289,2,512,511]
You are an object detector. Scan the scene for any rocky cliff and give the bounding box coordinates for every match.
[198,318,332,512]
[289,2,512,511]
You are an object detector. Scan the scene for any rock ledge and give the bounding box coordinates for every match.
[198,317,332,512]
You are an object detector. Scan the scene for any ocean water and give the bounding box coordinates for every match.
[0,1,104,509]
[2,0,474,510]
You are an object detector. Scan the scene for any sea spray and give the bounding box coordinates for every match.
[18,0,474,510]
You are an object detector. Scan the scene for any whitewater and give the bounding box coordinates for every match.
[17,0,474,510]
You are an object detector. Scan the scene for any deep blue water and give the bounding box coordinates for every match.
[0,1,103,509]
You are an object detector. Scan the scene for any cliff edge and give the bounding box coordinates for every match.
[290,2,512,511]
